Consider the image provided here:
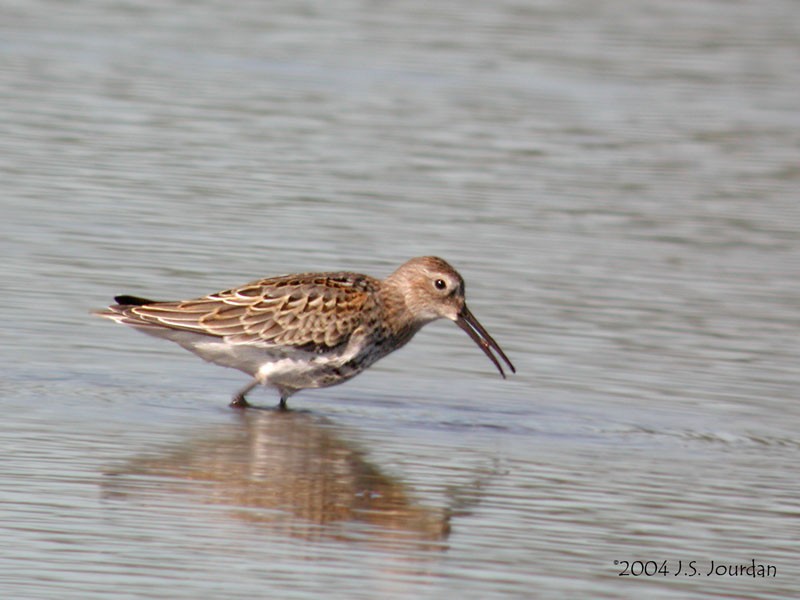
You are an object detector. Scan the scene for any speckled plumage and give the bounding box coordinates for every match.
[94,256,515,408]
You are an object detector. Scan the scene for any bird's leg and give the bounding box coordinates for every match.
[275,387,291,411]
[230,379,259,409]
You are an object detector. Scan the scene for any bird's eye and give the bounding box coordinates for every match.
[434,278,447,290]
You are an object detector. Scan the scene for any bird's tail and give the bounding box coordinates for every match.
[92,295,161,327]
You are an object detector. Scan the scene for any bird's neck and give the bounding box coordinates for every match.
[377,280,431,340]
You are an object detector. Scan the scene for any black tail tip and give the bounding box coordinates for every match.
[113,295,155,306]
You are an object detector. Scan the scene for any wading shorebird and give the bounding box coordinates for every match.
[94,256,515,409]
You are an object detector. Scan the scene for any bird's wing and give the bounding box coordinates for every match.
[99,272,381,350]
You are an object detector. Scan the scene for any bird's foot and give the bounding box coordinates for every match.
[229,394,251,409]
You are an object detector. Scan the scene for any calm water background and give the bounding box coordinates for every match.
[1,1,799,598]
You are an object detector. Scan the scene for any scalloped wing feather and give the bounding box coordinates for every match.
[108,273,380,350]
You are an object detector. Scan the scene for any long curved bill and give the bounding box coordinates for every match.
[455,305,516,378]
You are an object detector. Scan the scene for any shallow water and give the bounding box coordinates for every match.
[1,1,799,598]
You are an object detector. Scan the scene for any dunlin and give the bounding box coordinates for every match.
[94,256,515,408]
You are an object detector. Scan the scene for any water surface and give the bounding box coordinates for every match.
[1,1,798,598]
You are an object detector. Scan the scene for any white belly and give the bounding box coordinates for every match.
[135,326,371,392]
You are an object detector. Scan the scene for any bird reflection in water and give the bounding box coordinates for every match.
[105,409,450,550]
